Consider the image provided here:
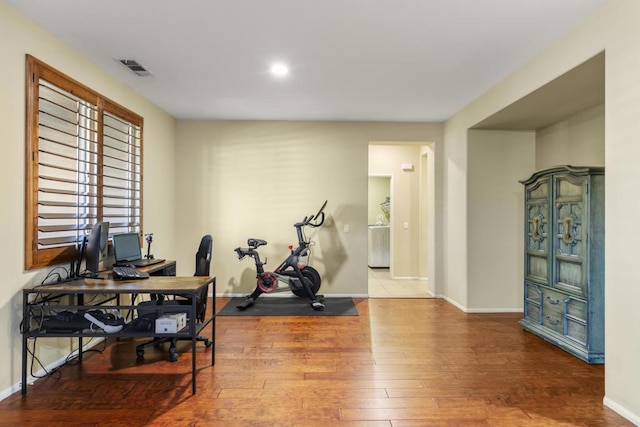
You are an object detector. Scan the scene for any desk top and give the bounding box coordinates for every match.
[136,259,176,274]
[24,275,214,295]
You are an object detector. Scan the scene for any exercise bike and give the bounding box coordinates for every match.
[234,201,327,311]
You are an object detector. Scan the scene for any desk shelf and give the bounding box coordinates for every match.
[21,266,215,396]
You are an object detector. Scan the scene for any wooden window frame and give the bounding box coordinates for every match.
[25,55,144,270]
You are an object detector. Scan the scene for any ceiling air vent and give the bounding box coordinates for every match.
[117,58,152,77]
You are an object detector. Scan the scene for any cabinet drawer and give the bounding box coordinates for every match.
[542,288,566,315]
[542,310,564,335]
[541,288,587,321]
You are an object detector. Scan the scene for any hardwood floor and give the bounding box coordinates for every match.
[4,298,632,426]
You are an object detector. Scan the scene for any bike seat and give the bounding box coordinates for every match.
[248,238,267,248]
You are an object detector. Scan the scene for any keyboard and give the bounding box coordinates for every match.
[112,265,149,280]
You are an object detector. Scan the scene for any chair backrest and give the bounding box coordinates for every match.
[194,234,212,322]
[195,234,212,277]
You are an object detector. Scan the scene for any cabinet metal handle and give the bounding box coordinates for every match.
[532,217,541,240]
[546,296,560,305]
[545,316,560,326]
[563,217,572,242]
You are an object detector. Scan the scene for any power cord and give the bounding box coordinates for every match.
[40,266,71,285]
[25,336,106,380]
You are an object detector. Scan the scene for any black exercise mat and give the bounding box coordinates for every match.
[217,297,358,316]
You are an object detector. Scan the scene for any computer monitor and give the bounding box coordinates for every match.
[112,232,142,263]
[80,221,110,278]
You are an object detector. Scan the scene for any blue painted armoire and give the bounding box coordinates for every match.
[520,166,605,363]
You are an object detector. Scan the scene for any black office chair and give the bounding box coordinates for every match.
[135,235,213,362]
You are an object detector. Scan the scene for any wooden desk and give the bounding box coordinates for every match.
[139,259,176,277]
[21,274,215,395]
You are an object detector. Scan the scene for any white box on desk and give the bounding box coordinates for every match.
[155,313,187,333]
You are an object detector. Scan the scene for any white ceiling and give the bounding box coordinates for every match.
[7,0,607,122]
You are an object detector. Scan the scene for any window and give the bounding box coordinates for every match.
[25,55,144,270]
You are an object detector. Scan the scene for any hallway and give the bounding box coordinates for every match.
[368,267,431,298]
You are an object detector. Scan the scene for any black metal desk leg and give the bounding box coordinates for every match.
[191,291,197,394]
[22,291,28,395]
[211,278,216,366]
[77,294,84,362]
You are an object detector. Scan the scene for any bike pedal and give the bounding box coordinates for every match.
[236,298,255,311]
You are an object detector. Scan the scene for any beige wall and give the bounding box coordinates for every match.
[536,104,605,169]
[0,2,177,397]
[444,0,640,422]
[174,121,442,297]
[467,130,535,312]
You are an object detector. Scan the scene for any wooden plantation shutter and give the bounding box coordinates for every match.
[102,111,142,234]
[25,55,143,270]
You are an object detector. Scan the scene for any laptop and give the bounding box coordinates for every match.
[112,232,165,267]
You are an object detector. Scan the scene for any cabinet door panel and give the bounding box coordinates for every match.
[554,174,587,296]
[525,177,550,284]
[556,259,584,292]
[527,254,548,283]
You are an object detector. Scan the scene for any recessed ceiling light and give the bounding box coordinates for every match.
[270,63,289,77]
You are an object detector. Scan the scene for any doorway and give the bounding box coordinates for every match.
[367,143,434,298]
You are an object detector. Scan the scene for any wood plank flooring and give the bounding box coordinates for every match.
[4,298,632,426]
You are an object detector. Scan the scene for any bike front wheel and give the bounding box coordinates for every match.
[290,266,321,298]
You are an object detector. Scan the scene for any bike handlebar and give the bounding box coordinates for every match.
[234,247,246,259]
[294,200,327,228]
[235,246,257,259]
[235,202,327,264]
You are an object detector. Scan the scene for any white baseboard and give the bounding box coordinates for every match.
[0,381,22,402]
[444,297,523,313]
[603,396,640,426]
[464,307,523,313]
[444,297,466,312]
[4,338,104,401]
